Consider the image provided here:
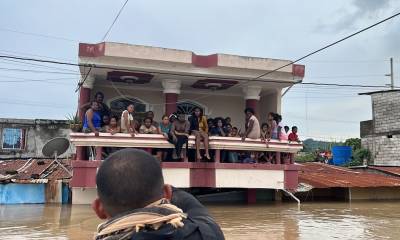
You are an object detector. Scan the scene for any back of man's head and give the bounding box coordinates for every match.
[96,148,164,216]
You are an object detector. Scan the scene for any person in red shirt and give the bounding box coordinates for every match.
[288,126,300,142]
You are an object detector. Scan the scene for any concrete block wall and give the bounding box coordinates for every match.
[371,92,400,134]
[362,134,400,166]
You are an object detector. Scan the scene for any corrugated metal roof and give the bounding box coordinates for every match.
[368,166,400,176]
[0,159,71,182]
[299,162,400,188]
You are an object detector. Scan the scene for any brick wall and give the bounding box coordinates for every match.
[371,91,400,134]
[362,134,400,166]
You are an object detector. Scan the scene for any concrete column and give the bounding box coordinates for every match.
[243,85,262,117]
[76,75,94,161]
[162,79,181,115]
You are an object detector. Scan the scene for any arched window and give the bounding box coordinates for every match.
[109,97,147,119]
[177,101,205,118]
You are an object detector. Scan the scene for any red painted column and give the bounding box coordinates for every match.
[76,87,91,161]
[247,189,257,204]
[78,87,91,121]
[165,93,178,115]
[246,99,259,117]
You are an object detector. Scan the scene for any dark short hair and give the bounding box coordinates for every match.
[292,126,298,130]
[284,125,289,130]
[261,123,268,129]
[96,149,164,216]
[95,92,104,98]
[244,107,255,114]
[111,115,119,121]
[143,117,153,123]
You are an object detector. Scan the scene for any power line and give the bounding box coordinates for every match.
[77,0,130,91]
[0,54,399,89]
[249,11,400,82]
[0,10,398,97]
[0,58,78,73]
[0,27,78,43]
[0,67,80,75]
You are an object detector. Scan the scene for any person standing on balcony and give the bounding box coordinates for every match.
[170,113,190,160]
[94,92,110,124]
[121,104,136,136]
[189,107,211,161]
[242,107,260,141]
[268,112,279,140]
[83,101,102,136]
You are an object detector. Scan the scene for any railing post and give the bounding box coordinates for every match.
[290,153,295,164]
[215,149,221,163]
[276,152,281,164]
[95,147,103,160]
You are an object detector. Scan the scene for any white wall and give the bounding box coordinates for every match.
[215,169,285,189]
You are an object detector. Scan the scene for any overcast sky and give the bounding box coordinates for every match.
[0,0,399,140]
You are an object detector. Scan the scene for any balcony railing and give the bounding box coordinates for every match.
[70,133,303,163]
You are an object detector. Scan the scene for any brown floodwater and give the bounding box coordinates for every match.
[1,201,400,240]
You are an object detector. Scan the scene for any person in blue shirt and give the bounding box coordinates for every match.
[83,101,102,136]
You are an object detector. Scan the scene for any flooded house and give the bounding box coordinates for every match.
[0,118,73,204]
[70,42,305,204]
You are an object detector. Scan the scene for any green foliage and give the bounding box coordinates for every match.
[295,152,316,162]
[302,138,342,153]
[66,113,81,124]
[344,138,361,151]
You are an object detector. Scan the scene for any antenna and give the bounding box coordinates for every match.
[42,137,72,177]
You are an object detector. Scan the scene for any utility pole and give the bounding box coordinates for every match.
[386,57,394,89]
[390,57,394,90]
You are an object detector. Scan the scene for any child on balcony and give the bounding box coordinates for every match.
[121,104,137,136]
[139,117,158,134]
[104,116,121,135]
[288,126,300,142]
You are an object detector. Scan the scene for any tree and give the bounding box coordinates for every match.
[344,138,361,151]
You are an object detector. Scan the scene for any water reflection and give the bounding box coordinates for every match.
[1,202,400,239]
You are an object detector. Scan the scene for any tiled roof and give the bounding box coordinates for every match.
[299,162,400,188]
[0,159,71,181]
[368,166,400,176]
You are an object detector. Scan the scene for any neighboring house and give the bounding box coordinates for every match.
[360,90,400,166]
[0,118,73,159]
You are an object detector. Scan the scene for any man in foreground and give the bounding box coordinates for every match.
[92,148,225,240]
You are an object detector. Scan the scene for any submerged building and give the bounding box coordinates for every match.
[360,90,400,166]
[70,42,305,204]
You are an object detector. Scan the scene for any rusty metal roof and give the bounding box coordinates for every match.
[368,166,400,176]
[299,162,400,188]
[0,159,71,182]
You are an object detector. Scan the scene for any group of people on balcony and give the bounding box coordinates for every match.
[82,92,300,162]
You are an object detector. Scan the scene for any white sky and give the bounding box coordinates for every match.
[0,0,399,141]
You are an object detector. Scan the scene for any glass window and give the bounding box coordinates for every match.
[177,101,204,119]
[2,128,24,150]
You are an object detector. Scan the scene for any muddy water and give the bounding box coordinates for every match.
[1,201,400,240]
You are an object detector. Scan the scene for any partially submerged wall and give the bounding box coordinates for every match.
[0,118,73,159]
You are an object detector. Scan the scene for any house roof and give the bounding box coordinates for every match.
[0,159,71,182]
[299,162,400,188]
[368,166,400,177]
